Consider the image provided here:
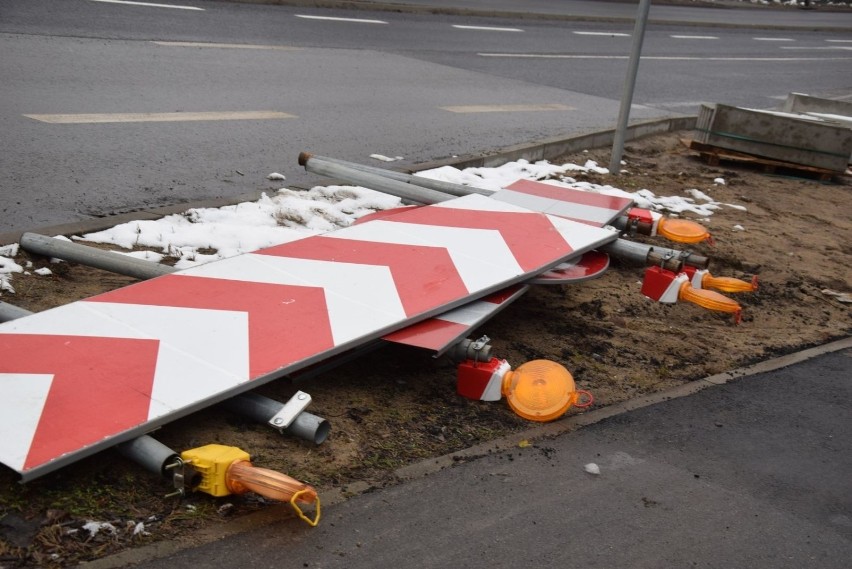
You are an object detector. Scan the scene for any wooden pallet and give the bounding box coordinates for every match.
[682,139,846,182]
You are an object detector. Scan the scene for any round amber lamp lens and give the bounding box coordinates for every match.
[502,360,577,422]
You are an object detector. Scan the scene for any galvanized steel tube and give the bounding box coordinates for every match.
[115,435,180,477]
[20,233,175,280]
[0,302,33,323]
[302,154,492,198]
[299,152,456,204]
[601,239,709,271]
[225,392,330,445]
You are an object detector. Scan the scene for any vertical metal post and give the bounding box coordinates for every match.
[609,0,652,174]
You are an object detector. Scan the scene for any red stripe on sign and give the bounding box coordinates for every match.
[259,237,469,317]
[89,276,335,377]
[389,206,573,272]
[0,335,160,470]
[506,179,633,211]
[383,318,468,351]
[480,284,525,305]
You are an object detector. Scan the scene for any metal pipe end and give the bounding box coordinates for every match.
[312,420,331,445]
[298,151,313,167]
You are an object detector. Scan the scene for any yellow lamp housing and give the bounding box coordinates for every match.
[181,444,249,498]
[181,444,321,526]
[501,360,593,422]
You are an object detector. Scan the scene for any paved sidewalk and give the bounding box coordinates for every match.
[108,340,852,569]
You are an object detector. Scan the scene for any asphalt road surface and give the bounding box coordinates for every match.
[119,344,852,569]
[1,0,850,235]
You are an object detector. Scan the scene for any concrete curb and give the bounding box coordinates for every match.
[1,115,696,246]
[80,335,852,569]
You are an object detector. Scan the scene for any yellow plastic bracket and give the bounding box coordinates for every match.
[290,489,321,527]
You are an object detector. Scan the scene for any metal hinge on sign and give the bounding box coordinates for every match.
[268,391,312,432]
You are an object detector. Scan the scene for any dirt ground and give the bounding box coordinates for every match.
[0,131,850,567]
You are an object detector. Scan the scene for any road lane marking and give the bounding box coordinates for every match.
[295,14,387,24]
[753,37,794,41]
[826,39,852,43]
[670,35,719,40]
[23,111,296,124]
[88,0,203,10]
[573,31,630,37]
[440,104,575,114]
[478,53,852,62]
[153,41,301,50]
[452,25,523,32]
[780,46,852,50]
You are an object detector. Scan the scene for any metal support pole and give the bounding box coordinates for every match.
[115,435,180,477]
[0,301,33,323]
[20,232,175,280]
[299,152,456,204]
[301,154,492,198]
[601,239,709,271]
[609,0,652,174]
[224,392,331,445]
[115,435,200,496]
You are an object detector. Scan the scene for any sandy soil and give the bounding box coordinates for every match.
[0,131,849,566]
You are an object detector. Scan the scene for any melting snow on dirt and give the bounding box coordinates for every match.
[0,158,747,290]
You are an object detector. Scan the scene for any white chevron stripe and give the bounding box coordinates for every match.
[409,193,618,254]
[182,254,407,345]
[0,374,53,470]
[432,193,529,212]
[81,303,250,418]
[550,214,618,247]
[433,299,499,326]
[2,302,251,418]
[329,221,522,292]
[491,189,620,224]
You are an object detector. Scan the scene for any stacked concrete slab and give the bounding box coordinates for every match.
[694,99,852,173]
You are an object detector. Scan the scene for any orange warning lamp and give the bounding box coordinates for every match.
[678,284,742,323]
[656,217,711,244]
[699,273,758,293]
[501,360,593,422]
[642,266,743,324]
[181,444,320,526]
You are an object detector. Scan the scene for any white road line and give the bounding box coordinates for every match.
[753,37,794,42]
[23,111,296,124]
[478,53,852,62]
[670,35,719,40]
[452,25,522,32]
[153,41,301,50]
[440,104,574,114]
[295,14,387,24]
[780,46,852,50]
[826,39,852,43]
[573,31,630,37]
[655,101,712,108]
[88,0,203,10]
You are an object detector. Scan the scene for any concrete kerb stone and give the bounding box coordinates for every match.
[0,116,696,247]
[81,335,852,569]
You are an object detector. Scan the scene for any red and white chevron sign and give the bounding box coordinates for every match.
[492,179,634,226]
[0,194,617,480]
[383,284,529,354]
